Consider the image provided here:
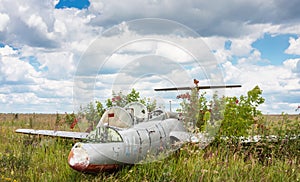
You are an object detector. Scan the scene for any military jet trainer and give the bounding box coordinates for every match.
[16,85,242,173]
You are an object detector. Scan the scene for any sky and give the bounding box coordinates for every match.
[0,0,299,114]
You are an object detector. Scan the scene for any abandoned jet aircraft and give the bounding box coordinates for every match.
[17,102,201,172]
[16,85,241,173]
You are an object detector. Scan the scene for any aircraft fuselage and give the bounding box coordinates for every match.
[68,117,185,173]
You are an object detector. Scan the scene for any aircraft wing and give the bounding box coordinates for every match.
[170,131,214,149]
[15,129,89,139]
[170,131,213,142]
[229,134,299,144]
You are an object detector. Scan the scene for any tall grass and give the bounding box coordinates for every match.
[0,114,299,181]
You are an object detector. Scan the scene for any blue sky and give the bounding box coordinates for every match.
[0,0,299,114]
[252,33,299,65]
[55,0,90,9]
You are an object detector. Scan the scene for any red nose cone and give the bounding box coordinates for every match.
[68,147,89,172]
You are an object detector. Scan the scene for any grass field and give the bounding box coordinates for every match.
[0,113,299,181]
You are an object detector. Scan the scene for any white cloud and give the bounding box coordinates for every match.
[36,51,76,80]
[285,37,300,55]
[0,0,299,113]
[283,58,300,80]
[54,19,67,35]
[0,54,41,84]
[0,45,17,56]
[221,57,300,114]
[26,14,48,32]
[237,49,266,65]
[0,13,9,31]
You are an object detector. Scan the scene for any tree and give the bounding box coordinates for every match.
[106,88,151,109]
[177,85,265,137]
[220,85,265,137]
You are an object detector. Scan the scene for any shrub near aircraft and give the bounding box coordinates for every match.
[16,85,241,173]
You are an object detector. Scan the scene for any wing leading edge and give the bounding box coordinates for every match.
[15,129,89,139]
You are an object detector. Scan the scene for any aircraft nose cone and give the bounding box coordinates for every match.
[68,143,89,171]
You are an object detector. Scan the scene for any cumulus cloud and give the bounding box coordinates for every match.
[0,0,299,113]
[283,58,300,77]
[221,56,300,114]
[88,0,300,37]
[0,45,17,56]
[285,37,300,55]
[0,45,41,84]
[0,13,9,31]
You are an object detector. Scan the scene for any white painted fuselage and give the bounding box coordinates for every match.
[68,116,186,172]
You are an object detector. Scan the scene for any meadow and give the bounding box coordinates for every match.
[0,113,299,182]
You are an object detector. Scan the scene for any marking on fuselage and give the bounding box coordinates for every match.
[145,129,152,147]
[136,130,142,144]
[158,123,166,137]
[155,124,162,138]
[113,146,120,157]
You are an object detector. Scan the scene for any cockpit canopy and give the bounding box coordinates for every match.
[86,125,123,143]
[87,102,149,143]
[125,102,148,124]
[97,107,133,129]
[85,102,174,143]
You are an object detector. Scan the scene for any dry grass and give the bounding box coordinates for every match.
[0,113,299,181]
[1,113,298,127]
[263,114,299,122]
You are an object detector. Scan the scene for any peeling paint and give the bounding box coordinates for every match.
[68,146,89,171]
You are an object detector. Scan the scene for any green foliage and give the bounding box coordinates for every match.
[105,88,155,112]
[220,86,265,137]
[209,92,225,122]
[178,85,265,137]
[203,111,211,123]
[196,91,209,128]
[95,100,105,119]
[178,88,217,132]
[77,101,104,126]
[105,98,113,108]
[55,112,61,125]
[126,88,141,103]
[0,147,31,180]
[64,112,76,125]
[77,89,155,127]
[145,97,157,112]
[266,113,300,138]
[84,102,100,122]
[0,112,299,181]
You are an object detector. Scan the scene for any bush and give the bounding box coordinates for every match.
[178,85,265,137]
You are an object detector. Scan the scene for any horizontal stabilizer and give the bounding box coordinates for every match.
[15,129,89,139]
[154,85,241,91]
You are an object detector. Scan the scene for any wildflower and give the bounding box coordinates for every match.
[70,118,78,129]
[176,93,191,100]
[112,95,121,102]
